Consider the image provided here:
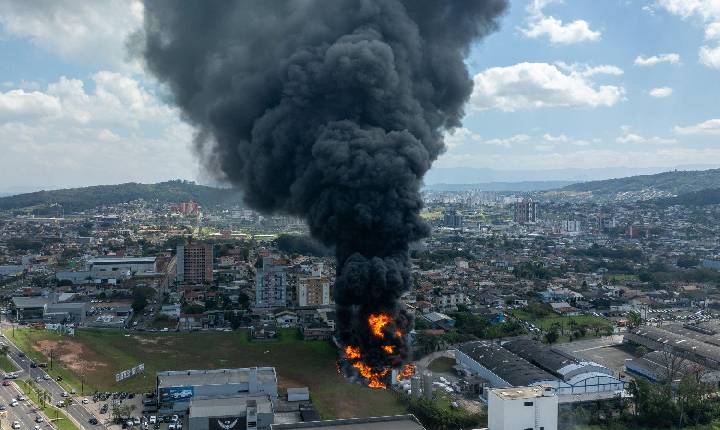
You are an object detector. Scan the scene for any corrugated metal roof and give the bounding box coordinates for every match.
[458,341,558,386]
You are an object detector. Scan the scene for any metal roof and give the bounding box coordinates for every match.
[458,341,558,387]
[270,415,425,430]
[631,326,720,366]
[502,339,576,376]
[157,367,277,389]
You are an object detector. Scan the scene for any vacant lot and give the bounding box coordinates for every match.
[4,328,404,419]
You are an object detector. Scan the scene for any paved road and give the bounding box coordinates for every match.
[0,332,101,430]
[1,381,54,430]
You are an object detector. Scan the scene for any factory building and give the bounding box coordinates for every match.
[88,257,157,274]
[625,326,720,370]
[157,368,278,430]
[455,340,625,401]
[10,297,87,324]
[625,350,720,385]
[488,386,558,430]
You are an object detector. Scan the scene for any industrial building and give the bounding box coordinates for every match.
[270,415,425,430]
[455,340,625,401]
[11,296,87,324]
[157,368,278,430]
[625,350,720,385]
[625,326,720,370]
[88,256,157,274]
[488,386,558,430]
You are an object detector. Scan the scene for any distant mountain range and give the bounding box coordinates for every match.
[0,180,244,213]
[424,180,574,192]
[559,168,720,199]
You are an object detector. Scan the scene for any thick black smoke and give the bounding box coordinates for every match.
[142,0,507,380]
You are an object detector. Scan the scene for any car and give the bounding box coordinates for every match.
[153,424,160,429]
[133,417,141,425]
[89,418,99,425]
[34,426,40,430]
[43,375,51,380]
[61,392,69,397]
[10,401,18,407]
[100,404,109,414]
[0,404,5,411]
[30,362,37,368]
[163,416,172,423]
[56,401,65,408]
[82,398,90,404]
[17,395,26,401]
[126,420,134,428]
[17,353,25,358]
[36,416,44,423]
[171,415,179,423]
[70,389,76,395]
[36,377,43,383]
[11,421,20,429]
[2,381,10,386]
[168,424,176,430]
[149,416,156,424]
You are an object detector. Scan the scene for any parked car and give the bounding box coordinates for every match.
[89,418,99,425]
[10,401,18,407]
[82,398,90,404]
[2,381,10,386]
[149,416,157,424]
[16,395,26,401]
[11,421,20,429]
[36,416,44,423]
[61,392,69,397]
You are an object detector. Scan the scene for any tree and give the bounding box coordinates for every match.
[627,310,643,328]
[544,326,560,344]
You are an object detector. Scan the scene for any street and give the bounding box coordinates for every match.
[1,332,101,430]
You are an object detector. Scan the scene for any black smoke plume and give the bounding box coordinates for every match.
[142,0,507,382]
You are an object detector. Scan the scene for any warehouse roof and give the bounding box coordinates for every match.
[502,339,576,375]
[631,326,720,365]
[189,395,272,417]
[12,297,48,309]
[270,415,425,430]
[89,257,156,264]
[157,367,277,388]
[457,341,557,387]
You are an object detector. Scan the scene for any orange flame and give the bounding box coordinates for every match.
[344,345,361,360]
[382,345,395,354]
[368,313,392,338]
[352,361,390,389]
[397,363,416,381]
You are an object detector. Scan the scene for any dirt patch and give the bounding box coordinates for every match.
[34,339,108,372]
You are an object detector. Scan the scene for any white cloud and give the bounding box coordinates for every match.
[0,0,143,70]
[649,87,674,98]
[634,53,681,66]
[520,0,601,45]
[484,134,531,148]
[444,127,482,150]
[0,73,196,188]
[616,127,677,145]
[543,133,591,146]
[652,1,720,70]
[0,89,61,122]
[674,118,720,135]
[471,62,625,112]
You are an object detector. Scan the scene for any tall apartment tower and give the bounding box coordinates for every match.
[297,276,332,307]
[514,198,540,224]
[176,242,214,284]
[255,257,287,308]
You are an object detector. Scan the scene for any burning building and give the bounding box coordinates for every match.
[141,0,508,387]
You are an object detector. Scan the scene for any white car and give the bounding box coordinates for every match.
[168,424,176,430]
[149,416,157,424]
[36,416,44,423]
[10,401,18,407]
[11,421,20,429]
[61,392,69,397]
[82,398,90,404]
[43,375,51,380]
[17,395,26,401]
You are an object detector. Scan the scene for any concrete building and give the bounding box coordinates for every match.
[157,368,278,426]
[443,210,463,228]
[488,386,558,430]
[514,198,540,224]
[270,415,425,430]
[177,243,214,284]
[297,276,331,307]
[11,297,88,324]
[256,257,287,308]
[88,257,157,274]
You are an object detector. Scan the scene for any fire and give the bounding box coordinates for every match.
[382,345,395,354]
[397,363,416,381]
[344,345,361,360]
[352,361,390,389]
[368,313,392,338]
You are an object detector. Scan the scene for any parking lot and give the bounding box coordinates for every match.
[554,335,637,376]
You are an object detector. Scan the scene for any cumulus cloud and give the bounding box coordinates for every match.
[649,87,674,98]
[543,133,591,146]
[652,1,720,69]
[471,62,625,111]
[616,127,677,145]
[674,118,720,135]
[0,0,143,70]
[0,72,196,187]
[634,53,681,66]
[520,0,601,44]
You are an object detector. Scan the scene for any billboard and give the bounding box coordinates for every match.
[209,416,243,430]
[159,386,194,403]
[115,363,145,383]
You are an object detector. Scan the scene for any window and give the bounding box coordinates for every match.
[524,401,534,406]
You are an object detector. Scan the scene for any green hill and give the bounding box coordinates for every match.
[0,180,244,213]
[654,187,720,207]
[560,168,720,199]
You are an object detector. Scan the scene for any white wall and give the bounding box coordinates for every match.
[488,389,558,430]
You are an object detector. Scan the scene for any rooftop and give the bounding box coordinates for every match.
[189,395,272,417]
[491,385,553,400]
[458,341,558,386]
[270,415,425,430]
[157,367,277,389]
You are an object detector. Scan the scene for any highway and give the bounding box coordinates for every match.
[1,332,101,430]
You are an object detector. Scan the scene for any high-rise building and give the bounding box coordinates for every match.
[443,210,463,228]
[256,257,287,308]
[297,276,332,307]
[513,198,539,224]
[176,242,214,284]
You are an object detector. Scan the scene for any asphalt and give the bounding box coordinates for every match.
[1,332,102,430]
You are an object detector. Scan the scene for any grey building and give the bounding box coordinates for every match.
[270,415,425,430]
[157,367,278,418]
[11,297,88,324]
[189,396,273,430]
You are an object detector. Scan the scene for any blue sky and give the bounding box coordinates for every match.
[0,0,719,190]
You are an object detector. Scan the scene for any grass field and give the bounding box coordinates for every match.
[0,354,19,372]
[510,310,613,342]
[15,379,79,430]
[3,328,405,419]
